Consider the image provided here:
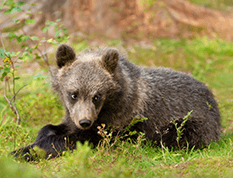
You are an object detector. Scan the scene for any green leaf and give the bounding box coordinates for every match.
[5,52,12,58]
[35,53,41,60]
[25,19,36,25]
[1,72,7,81]
[41,26,50,33]
[45,20,56,26]
[0,49,5,59]
[55,30,62,37]
[16,36,22,43]
[56,36,62,42]
[8,32,17,41]
[4,7,22,14]
[5,0,15,7]
[16,1,25,6]
[31,36,39,41]
[22,35,30,42]
[12,19,20,23]
[14,76,20,80]
[3,67,10,73]
[33,73,48,80]
[4,9,12,14]
[62,28,68,34]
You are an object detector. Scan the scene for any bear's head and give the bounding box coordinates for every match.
[54,44,120,130]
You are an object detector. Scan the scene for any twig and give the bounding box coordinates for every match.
[4,78,21,125]
[44,30,49,64]
[21,28,50,67]
[10,84,28,103]
[109,130,120,149]
[0,31,5,50]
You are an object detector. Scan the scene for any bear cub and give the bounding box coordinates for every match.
[11,44,221,160]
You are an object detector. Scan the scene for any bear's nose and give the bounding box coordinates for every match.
[79,119,91,128]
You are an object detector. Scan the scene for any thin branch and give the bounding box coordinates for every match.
[12,97,20,125]
[10,84,28,103]
[109,130,120,149]
[44,30,49,63]
[0,31,5,50]
[36,47,50,67]
[7,78,12,96]
[4,77,21,125]
[21,28,50,67]
[11,65,16,101]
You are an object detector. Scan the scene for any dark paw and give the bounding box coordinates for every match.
[10,146,38,162]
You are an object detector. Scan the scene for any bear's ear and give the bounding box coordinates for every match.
[101,48,119,73]
[56,44,76,68]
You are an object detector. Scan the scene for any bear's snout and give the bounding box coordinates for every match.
[79,119,92,129]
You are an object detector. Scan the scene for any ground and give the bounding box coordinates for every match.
[0,37,232,177]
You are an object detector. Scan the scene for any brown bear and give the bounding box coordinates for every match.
[11,44,221,160]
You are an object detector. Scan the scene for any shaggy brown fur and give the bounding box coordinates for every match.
[11,44,221,160]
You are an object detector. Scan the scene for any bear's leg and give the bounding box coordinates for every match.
[10,124,78,161]
[155,118,218,149]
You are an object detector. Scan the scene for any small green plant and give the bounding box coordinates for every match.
[0,0,69,125]
[97,116,148,150]
[172,110,193,150]
[206,101,212,110]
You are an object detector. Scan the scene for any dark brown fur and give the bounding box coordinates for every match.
[11,44,221,160]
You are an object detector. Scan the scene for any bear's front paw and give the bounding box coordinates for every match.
[10,146,39,162]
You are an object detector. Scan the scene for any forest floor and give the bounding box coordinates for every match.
[0,36,232,178]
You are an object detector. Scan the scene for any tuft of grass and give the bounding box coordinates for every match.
[0,157,41,178]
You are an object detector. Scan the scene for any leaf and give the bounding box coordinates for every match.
[30,3,37,6]
[5,52,12,58]
[31,36,39,41]
[25,19,36,25]
[16,1,25,6]
[8,32,17,41]
[41,26,50,33]
[45,20,56,26]
[47,38,53,43]
[0,72,7,81]
[12,19,20,23]
[14,77,20,80]
[0,49,5,59]
[22,35,30,42]
[55,30,62,37]
[35,53,41,60]
[3,58,12,64]
[62,28,68,34]
[16,35,23,42]
[4,7,22,14]
[33,73,48,80]
[27,47,33,53]
[3,67,10,73]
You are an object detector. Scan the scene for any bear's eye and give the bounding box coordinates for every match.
[93,93,101,103]
[71,93,78,100]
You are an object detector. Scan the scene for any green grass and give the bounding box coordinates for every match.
[0,37,233,177]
